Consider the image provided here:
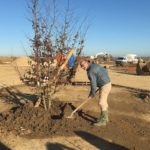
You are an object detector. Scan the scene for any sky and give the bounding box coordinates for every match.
[0,0,150,57]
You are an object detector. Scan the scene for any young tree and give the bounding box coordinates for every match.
[24,0,88,109]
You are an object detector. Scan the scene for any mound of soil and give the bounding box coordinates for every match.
[11,56,34,67]
[0,101,94,137]
[0,100,150,150]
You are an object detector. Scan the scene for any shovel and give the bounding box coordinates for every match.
[66,89,99,119]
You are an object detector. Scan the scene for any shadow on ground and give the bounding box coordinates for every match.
[75,131,129,150]
[46,142,75,150]
[128,88,150,102]
[0,86,36,105]
[0,142,11,150]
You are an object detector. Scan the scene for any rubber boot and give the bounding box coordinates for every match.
[94,111,108,126]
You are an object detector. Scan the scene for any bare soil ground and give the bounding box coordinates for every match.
[0,57,150,150]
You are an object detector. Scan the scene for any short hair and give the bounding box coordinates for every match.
[80,59,90,66]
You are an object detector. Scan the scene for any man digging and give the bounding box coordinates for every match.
[80,59,112,126]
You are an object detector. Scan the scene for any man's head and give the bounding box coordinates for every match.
[80,59,89,70]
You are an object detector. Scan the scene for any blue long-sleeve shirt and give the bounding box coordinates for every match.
[87,64,111,97]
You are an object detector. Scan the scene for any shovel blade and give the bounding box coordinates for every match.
[66,115,74,119]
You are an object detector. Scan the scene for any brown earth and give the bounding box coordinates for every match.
[0,85,150,150]
[0,57,150,150]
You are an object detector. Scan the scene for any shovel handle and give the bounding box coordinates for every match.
[67,88,99,118]
[70,99,90,117]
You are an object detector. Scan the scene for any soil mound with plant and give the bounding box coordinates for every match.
[0,101,96,137]
[0,100,150,150]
